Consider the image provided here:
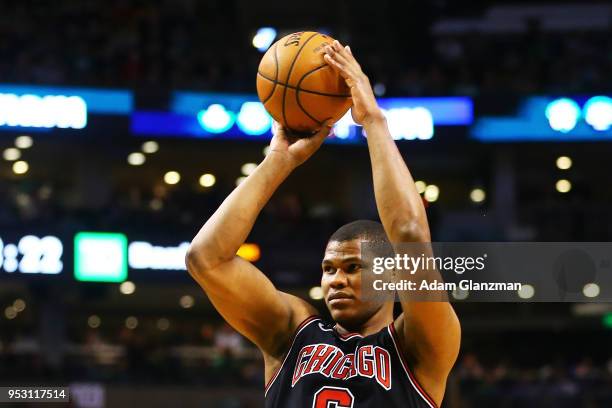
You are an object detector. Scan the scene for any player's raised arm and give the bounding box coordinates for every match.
[324,41,460,405]
[186,123,330,357]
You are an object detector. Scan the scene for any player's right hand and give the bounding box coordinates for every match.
[268,120,332,168]
[323,41,385,126]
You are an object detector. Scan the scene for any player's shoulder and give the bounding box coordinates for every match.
[279,291,319,327]
[275,291,322,344]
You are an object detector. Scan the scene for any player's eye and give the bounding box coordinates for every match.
[323,265,334,274]
[347,263,361,272]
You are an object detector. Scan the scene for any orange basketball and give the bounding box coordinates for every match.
[256,31,352,135]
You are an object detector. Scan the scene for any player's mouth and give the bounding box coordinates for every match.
[328,292,354,306]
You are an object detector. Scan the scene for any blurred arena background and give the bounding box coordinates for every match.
[1,0,612,407]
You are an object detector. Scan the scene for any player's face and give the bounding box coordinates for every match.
[321,239,382,329]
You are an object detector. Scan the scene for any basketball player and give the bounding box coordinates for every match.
[186,40,460,407]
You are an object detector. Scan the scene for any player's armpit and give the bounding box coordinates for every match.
[187,254,317,357]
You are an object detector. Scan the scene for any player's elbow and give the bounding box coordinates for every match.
[185,243,217,279]
[393,220,430,243]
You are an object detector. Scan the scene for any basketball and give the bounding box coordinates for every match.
[256,31,352,135]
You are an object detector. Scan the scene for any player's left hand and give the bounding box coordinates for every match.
[323,40,385,126]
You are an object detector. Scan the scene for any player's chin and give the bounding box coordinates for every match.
[328,303,360,325]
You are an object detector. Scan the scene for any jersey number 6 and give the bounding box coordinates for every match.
[313,386,355,408]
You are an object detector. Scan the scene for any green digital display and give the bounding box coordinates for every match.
[74,232,128,282]
[603,313,612,329]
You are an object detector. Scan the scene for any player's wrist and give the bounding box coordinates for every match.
[361,109,386,128]
[264,150,299,172]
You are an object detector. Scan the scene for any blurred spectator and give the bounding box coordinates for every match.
[214,323,244,355]
[0,1,610,94]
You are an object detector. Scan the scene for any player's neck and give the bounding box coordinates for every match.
[335,308,393,337]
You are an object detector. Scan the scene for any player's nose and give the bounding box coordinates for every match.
[329,269,349,288]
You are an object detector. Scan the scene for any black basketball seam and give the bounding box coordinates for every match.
[281,32,319,133]
[260,43,279,104]
[257,71,351,98]
[295,64,341,125]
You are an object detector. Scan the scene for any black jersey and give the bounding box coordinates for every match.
[265,316,438,408]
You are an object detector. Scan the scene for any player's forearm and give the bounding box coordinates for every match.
[187,152,294,272]
[364,117,430,242]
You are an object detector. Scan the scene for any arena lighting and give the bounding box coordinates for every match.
[338,108,435,140]
[583,96,612,131]
[470,188,486,203]
[309,286,324,300]
[373,83,386,96]
[149,199,163,211]
[74,232,128,283]
[0,85,133,114]
[545,98,580,133]
[157,318,170,331]
[332,111,354,139]
[236,176,247,186]
[164,171,181,185]
[451,288,469,300]
[236,243,261,262]
[127,152,146,166]
[4,307,17,320]
[252,27,277,52]
[473,96,612,141]
[88,315,101,329]
[199,173,216,188]
[518,284,535,299]
[556,179,572,193]
[0,93,87,129]
[583,283,600,298]
[12,160,29,174]
[555,156,571,170]
[179,295,195,309]
[146,93,473,140]
[384,107,434,140]
[237,101,272,135]
[424,184,440,202]
[3,148,21,161]
[197,104,235,133]
[13,299,26,312]
[14,135,32,149]
[335,107,436,141]
[119,281,136,295]
[141,140,159,154]
[125,316,138,329]
[241,163,257,176]
[603,313,612,329]
[414,181,427,194]
[263,145,271,156]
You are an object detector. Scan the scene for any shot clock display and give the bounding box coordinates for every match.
[0,235,64,274]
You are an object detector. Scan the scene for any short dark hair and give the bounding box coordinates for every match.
[329,220,388,243]
[328,220,395,258]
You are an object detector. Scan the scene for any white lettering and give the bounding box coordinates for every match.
[128,241,190,270]
[0,93,87,129]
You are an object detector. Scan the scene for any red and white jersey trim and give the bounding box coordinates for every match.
[264,316,321,396]
[387,323,438,408]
